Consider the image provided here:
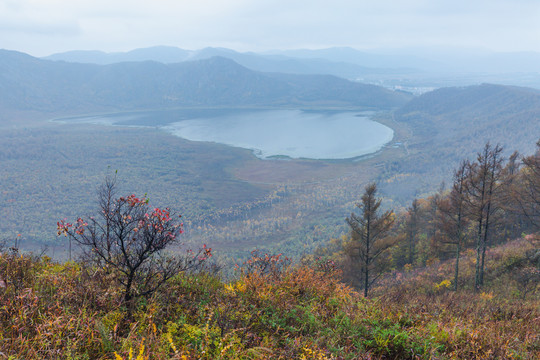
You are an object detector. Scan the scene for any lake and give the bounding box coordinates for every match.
[56,109,394,160]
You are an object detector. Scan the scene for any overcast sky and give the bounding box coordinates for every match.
[1,0,539,57]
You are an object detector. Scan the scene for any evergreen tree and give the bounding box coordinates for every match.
[346,183,395,297]
[437,161,469,291]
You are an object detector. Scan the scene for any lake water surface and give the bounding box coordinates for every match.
[57,109,394,160]
[163,110,393,159]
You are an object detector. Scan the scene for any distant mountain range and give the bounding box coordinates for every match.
[41,46,540,92]
[44,45,540,75]
[43,46,411,80]
[0,50,412,115]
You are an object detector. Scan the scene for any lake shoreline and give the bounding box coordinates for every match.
[53,108,395,160]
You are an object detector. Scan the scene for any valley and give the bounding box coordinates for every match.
[2,2,540,358]
[0,51,539,265]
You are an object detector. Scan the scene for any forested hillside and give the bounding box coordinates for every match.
[395,83,540,156]
[315,140,539,294]
[1,139,538,359]
[380,84,540,201]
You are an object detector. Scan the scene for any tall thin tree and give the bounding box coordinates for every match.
[437,161,469,291]
[406,199,420,265]
[346,183,395,297]
[465,143,504,289]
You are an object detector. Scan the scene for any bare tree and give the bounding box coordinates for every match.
[465,143,504,289]
[346,183,395,297]
[57,176,212,309]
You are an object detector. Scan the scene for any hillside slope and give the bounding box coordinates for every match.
[386,83,537,184]
[371,83,540,201]
[0,50,412,117]
[395,83,540,155]
[1,236,537,358]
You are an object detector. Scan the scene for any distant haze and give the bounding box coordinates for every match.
[1,1,539,57]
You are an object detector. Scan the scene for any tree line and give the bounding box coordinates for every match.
[24,139,540,305]
[319,140,539,297]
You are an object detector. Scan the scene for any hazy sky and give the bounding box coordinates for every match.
[1,0,539,56]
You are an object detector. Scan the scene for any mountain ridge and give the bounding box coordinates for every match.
[0,50,412,117]
[43,46,414,79]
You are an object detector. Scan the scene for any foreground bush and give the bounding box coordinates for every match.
[0,246,538,359]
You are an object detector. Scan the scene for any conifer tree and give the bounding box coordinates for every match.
[346,183,395,297]
[405,199,420,265]
[465,143,504,289]
[437,161,469,291]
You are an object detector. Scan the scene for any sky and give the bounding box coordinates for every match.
[1,0,539,57]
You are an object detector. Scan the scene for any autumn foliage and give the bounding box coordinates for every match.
[0,234,538,359]
[56,176,212,308]
[0,139,538,358]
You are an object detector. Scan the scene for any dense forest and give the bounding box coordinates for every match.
[1,139,538,359]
